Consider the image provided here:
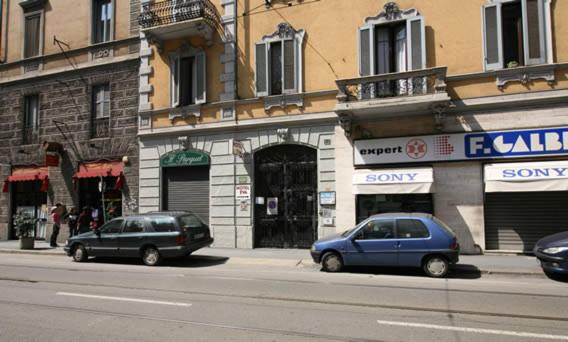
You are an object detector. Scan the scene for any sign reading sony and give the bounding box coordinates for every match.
[485,161,568,182]
[352,168,433,184]
[354,127,568,166]
[160,150,210,167]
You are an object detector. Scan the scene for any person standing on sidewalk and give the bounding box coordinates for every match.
[78,207,92,234]
[67,207,79,237]
[49,203,63,248]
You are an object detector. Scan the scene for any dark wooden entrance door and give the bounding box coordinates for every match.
[254,145,318,248]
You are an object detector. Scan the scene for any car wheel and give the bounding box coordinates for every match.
[322,252,343,273]
[142,247,161,266]
[423,255,449,278]
[72,244,88,262]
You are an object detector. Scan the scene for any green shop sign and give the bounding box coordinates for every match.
[160,150,210,167]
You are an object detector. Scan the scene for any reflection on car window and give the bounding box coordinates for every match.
[101,219,123,234]
[149,216,177,232]
[124,219,145,233]
[360,219,395,240]
[397,219,430,239]
[178,215,203,229]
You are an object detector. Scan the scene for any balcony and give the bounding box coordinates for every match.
[335,67,451,120]
[91,118,110,139]
[138,0,220,43]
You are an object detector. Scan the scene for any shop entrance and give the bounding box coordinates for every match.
[10,180,48,240]
[356,194,433,223]
[78,177,123,224]
[254,144,318,248]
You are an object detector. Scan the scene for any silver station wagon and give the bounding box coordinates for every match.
[64,211,213,266]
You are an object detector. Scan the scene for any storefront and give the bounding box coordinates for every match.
[483,161,568,252]
[352,168,434,223]
[2,166,49,239]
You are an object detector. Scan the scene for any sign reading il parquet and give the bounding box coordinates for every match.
[160,150,210,167]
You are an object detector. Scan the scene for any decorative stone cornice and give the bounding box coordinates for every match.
[364,2,418,24]
[261,23,304,41]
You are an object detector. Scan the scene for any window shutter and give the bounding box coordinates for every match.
[522,0,546,65]
[407,16,426,70]
[482,3,503,70]
[170,55,180,107]
[283,39,296,93]
[358,27,371,76]
[194,52,206,104]
[103,85,110,118]
[255,43,268,96]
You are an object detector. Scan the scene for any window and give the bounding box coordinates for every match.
[101,219,123,234]
[92,84,110,118]
[23,95,39,130]
[149,216,177,232]
[24,12,41,58]
[358,219,395,240]
[93,0,113,43]
[170,47,206,107]
[124,219,145,233]
[396,219,430,239]
[482,0,550,70]
[358,9,425,77]
[255,23,305,97]
[178,214,204,229]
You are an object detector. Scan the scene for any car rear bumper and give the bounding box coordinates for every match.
[159,238,214,258]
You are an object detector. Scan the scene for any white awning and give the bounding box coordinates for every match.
[484,161,568,192]
[352,167,434,194]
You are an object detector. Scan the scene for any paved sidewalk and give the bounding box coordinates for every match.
[0,240,544,276]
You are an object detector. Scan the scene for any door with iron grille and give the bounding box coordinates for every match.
[254,145,317,248]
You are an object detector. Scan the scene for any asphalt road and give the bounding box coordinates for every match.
[0,253,566,342]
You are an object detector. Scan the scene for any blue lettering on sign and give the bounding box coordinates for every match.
[365,173,420,183]
[465,127,568,158]
[501,167,568,179]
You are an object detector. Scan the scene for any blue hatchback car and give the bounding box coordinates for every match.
[310,213,460,277]
[533,231,568,275]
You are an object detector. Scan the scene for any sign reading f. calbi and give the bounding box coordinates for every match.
[354,127,568,166]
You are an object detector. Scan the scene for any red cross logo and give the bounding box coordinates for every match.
[406,139,427,159]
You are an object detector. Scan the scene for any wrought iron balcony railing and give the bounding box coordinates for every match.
[91,117,110,139]
[138,0,220,31]
[335,67,448,103]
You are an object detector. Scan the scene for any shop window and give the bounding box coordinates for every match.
[255,23,305,97]
[396,219,430,239]
[482,0,550,70]
[356,194,433,223]
[79,177,122,221]
[23,12,42,58]
[92,0,113,44]
[170,47,206,107]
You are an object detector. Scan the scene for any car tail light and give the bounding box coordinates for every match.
[176,234,187,245]
[450,238,459,250]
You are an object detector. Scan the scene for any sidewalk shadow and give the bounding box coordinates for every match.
[88,255,229,268]
[324,264,482,279]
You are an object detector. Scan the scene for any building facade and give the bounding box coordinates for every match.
[136,0,568,253]
[0,0,140,242]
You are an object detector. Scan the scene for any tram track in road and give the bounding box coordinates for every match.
[0,277,567,323]
[0,299,383,342]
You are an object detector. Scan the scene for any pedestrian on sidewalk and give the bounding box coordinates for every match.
[67,207,79,237]
[78,207,92,234]
[49,203,63,247]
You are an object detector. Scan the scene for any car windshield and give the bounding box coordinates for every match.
[341,226,358,237]
[433,217,456,237]
[178,214,205,229]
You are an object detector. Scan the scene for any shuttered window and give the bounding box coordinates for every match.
[93,84,110,118]
[23,95,39,129]
[170,51,206,107]
[24,13,41,58]
[482,0,549,70]
[255,43,268,96]
[93,0,113,43]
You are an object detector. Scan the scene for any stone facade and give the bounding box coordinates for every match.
[0,60,140,241]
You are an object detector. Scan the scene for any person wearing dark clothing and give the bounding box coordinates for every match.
[50,203,63,247]
[67,207,79,237]
[78,207,92,234]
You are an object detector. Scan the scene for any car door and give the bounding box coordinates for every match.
[343,219,398,266]
[88,219,123,257]
[119,218,148,257]
[396,218,431,267]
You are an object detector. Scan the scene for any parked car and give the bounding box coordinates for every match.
[64,211,214,266]
[310,213,460,278]
[533,231,568,275]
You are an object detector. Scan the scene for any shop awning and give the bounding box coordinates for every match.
[352,167,434,194]
[74,161,124,179]
[6,166,48,182]
[485,161,568,192]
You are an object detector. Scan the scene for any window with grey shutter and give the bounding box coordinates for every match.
[408,17,425,70]
[358,27,371,76]
[170,55,180,107]
[255,43,268,96]
[93,0,112,43]
[170,50,206,107]
[194,52,206,104]
[24,13,41,58]
[483,4,502,70]
[523,0,546,65]
[283,39,295,92]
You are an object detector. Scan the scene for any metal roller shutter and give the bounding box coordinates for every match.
[163,166,210,224]
[485,191,568,252]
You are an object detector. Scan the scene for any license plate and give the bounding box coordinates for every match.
[194,233,205,239]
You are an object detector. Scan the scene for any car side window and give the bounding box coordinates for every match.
[397,219,430,239]
[359,219,395,240]
[123,219,146,233]
[100,219,123,234]
[149,216,177,232]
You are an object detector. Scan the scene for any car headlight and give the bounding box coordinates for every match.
[310,244,316,252]
[65,240,68,246]
[543,247,568,254]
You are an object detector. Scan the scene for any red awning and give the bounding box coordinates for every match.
[74,161,124,179]
[6,166,48,182]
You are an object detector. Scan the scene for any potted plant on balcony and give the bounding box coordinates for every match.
[12,211,38,250]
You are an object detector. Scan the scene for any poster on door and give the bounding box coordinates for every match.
[267,197,278,216]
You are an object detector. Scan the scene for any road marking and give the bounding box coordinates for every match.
[376,320,568,340]
[56,292,192,307]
